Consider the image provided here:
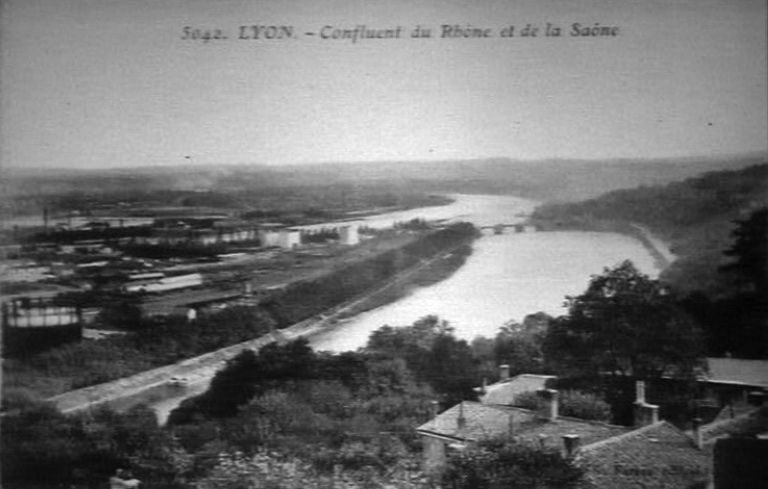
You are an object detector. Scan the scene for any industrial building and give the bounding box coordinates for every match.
[2,297,83,355]
[339,225,359,245]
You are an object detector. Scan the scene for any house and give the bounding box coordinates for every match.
[278,229,301,249]
[701,404,768,488]
[258,229,281,247]
[417,381,712,488]
[417,388,629,473]
[476,365,556,405]
[692,358,768,410]
[705,357,768,389]
[696,404,768,451]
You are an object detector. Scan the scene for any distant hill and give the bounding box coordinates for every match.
[531,163,768,296]
[4,153,764,202]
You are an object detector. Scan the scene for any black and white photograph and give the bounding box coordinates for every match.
[1,0,767,487]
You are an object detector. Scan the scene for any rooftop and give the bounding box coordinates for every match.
[700,406,768,448]
[479,373,556,405]
[705,357,768,389]
[578,421,710,489]
[416,401,628,449]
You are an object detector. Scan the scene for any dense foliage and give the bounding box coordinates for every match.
[681,207,768,358]
[543,261,705,380]
[162,338,440,487]
[2,404,191,488]
[513,390,611,422]
[720,208,768,296]
[470,314,549,381]
[441,437,583,489]
[366,316,480,405]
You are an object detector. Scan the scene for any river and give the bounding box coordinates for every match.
[147,193,664,422]
[298,193,538,230]
[307,193,662,351]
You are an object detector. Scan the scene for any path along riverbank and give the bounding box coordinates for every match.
[45,236,474,419]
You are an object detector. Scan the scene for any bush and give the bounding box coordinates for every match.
[558,390,611,422]
[442,437,583,489]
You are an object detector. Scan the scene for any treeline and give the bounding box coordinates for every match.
[3,166,453,224]
[263,223,477,327]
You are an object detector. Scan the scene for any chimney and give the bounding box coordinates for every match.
[633,401,659,427]
[692,417,704,449]
[562,434,581,458]
[429,400,439,419]
[538,388,559,421]
[499,364,510,381]
[457,402,467,430]
[633,380,660,427]
[635,380,646,404]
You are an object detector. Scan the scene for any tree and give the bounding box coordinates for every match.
[94,296,144,329]
[366,316,480,405]
[513,390,611,422]
[169,339,319,423]
[543,260,705,380]
[685,207,768,359]
[442,437,583,489]
[2,403,190,488]
[720,207,768,295]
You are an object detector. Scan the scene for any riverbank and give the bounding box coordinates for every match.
[528,217,674,271]
[28,224,478,416]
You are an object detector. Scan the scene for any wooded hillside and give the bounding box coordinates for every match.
[532,163,768,296]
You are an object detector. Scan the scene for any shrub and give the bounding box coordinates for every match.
[442,437,583,489]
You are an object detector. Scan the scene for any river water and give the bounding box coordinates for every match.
[308,194,661,351]
[149,193,663,422]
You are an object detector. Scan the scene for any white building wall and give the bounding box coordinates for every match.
[278,230,301,249]
[339,225,359,245]
[259,230,281,247]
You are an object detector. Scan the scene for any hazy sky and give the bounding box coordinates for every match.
[1,0,766,169]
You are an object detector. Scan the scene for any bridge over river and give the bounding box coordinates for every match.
[478,223,537,234]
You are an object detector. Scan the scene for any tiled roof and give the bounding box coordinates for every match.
[578,421,710,489]
[416,402,521,442]
[700,406,768,448]
[479,374,557,405]
[705,358,768,388]
[416,401,627,449]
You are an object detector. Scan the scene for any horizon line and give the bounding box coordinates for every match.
[4,151,767,174]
